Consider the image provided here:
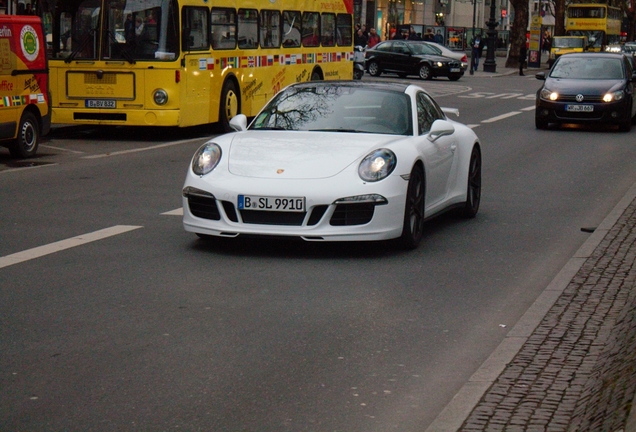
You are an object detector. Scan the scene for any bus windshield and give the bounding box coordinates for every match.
[48,0,180,62]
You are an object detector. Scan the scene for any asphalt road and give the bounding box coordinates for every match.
[1,74,635,431]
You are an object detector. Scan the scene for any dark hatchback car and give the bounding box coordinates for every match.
[365,40,464,81]
[535,52,636,131]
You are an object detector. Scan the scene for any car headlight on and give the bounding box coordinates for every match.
[358,149,396,182]
[192,143,222,176]
[153,89,168,105]
[540,88,558,100]
[434,61,443,68]
[603,90,624,102]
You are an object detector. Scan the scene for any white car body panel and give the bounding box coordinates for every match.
[183,82,480,243]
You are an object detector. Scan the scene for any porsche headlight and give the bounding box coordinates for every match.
[192,143,222,176]
[153,89,168,105]
[603,90,624,102]
[540,88,558,101]
[358,149,396,182]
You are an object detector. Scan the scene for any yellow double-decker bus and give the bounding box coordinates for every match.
[565,3,622,52]
[39,0,354,130]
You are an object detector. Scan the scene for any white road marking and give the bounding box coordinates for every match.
[162,208,183,216]
[82,139,204,159]
[40,144,84,154]
[521,106,536,111]
[467,124,481,129]
[481,111,522,123]
[0,225,142,269]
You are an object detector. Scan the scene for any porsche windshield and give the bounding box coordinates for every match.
[46,0,180,62]
[251,87,412,135]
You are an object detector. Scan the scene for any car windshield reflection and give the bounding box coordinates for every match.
[251,87,412,135]
[551,57,625,79]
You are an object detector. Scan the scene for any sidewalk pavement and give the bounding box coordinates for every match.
[426,65,636,431]
[467,54,543,78]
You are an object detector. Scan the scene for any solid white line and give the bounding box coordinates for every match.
[82,138,205,159]
[521,106,536,111]
[162,208,183,216]
[40,144,84,154]
[481,111,522,123]
[0,225,142,269]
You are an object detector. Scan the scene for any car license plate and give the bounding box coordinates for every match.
[566,104,593,112]
[238,195,305,212]
[85,99,116,109]
[450,68,460,72]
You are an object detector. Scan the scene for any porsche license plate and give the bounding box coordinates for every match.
[566,104,593,112]
[450,68,460,72]
[86,99,116,109]
[238,195,305,212]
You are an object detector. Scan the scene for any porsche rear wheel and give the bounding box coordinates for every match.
[461,146,481,218]
[400,165,425,250]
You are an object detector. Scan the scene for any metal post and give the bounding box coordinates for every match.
[483,0,497,72]
[470,0,477,74]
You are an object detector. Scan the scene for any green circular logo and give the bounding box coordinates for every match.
[20,25,39,62]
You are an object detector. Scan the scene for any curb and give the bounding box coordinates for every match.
[425,178,636,431]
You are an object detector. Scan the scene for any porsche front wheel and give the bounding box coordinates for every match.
[400,165,425,249]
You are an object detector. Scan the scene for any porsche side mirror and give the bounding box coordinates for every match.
[427,119,455,141]
[229,114,248,132]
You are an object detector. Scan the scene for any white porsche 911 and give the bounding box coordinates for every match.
[182,81,481,249]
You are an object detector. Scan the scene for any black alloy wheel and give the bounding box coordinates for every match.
[461,146,482,218]
[400,165,426,249]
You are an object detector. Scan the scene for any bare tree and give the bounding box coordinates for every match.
[505,0,529,68]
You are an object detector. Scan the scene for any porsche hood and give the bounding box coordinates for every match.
[226,131,400,179]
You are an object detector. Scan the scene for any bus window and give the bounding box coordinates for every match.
[259,10,280,48]
[321,13,335,47]
[182,7,209,51]
[238,9,258,49]
[301,12,320,47]
[282,11,301,47]
[336,13,352,46]
[211,8,236,50]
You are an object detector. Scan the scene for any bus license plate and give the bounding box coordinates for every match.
[566,104,593,112]
[450,68,460,72]
[238,195,305,212]
[86,99,116,109]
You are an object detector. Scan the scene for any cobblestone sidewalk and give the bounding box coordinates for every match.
[461,197,636,430]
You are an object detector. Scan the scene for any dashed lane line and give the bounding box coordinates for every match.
[0,225,142,269]
[82,138,205,159]
[162,208,183,216]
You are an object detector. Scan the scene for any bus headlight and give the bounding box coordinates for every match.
[153,89,168,105]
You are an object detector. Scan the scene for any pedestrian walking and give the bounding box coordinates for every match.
[469,34,485,74]
[519,43,527,76]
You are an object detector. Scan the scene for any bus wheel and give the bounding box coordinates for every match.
[9,111,39,158]
[219,80,239,132]
[311,70,322,81]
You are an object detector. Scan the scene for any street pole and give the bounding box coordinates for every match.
[483,0,497,72]
[470,0,477,74]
